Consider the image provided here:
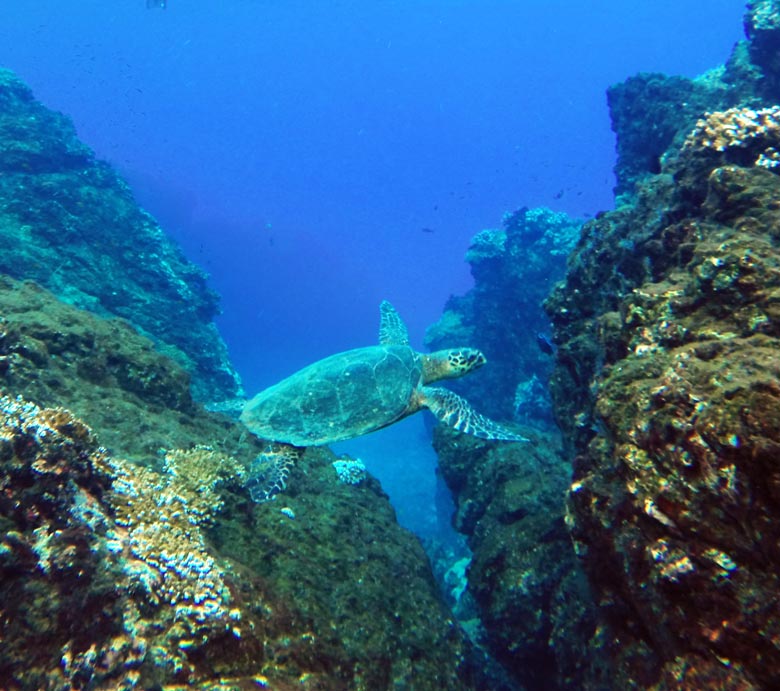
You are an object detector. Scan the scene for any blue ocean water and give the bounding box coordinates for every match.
[0,1,744,533]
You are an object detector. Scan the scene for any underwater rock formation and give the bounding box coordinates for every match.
[745,0,780,94]
[546,104,780,688]
[0,275,244,460]
[0,68,241,402]
[431,6,780,690]
[541,8,780,687]
[425,208,594,689]
[433,428,605,691]
[606,6,780,198]
[608,72,733,198]
[0,278,475,690]
[426,207,580,428]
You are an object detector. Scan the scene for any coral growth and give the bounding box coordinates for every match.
[546,60,780,691]
[105,451,246,679]
[331,456,367,485]
[0,394,265,687]
[680,106,780,171]
[0,392,476,689]
[0,273,474,689]
[0,396,146,689]
[0,273,476,689]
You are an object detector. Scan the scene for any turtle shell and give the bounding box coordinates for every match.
[240,345,423,446]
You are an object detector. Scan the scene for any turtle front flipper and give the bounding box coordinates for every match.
[379,300,410,346]
[247,442,304,502]
[420,386,529,442]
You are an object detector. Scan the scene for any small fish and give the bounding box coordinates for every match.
[536,332,555,355]
[421,227,435,234]
[146,0,167,8]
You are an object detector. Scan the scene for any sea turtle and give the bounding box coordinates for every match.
[240,301,528,501]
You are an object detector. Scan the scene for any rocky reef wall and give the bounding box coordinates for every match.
[607,0,780,198]
[433,428,606,691]
[0,68,240,402]
[544,5,780,687]
[548,109,780,691]
[430,3,780,689]
[426,206,580,428]
[424,207,609,690]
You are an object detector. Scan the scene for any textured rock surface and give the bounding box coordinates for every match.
[746,0,780,94]
[423,204,596,691]
[607,28,767,197]
[540,8,780,687]
[0,68,241,402]
[434,429,605,691]
[426,207,580,428]
[0,278,475,690]
[608,72,731,197]
[430,6,780,689]
[0,275,241,460]
[545,105,780,689]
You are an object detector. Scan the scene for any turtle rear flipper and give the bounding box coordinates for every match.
[247,443,304,502]
[420,386,529,442]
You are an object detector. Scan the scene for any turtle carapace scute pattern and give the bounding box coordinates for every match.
[240,300,527,502]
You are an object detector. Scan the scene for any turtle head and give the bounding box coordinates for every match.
[422,348,486,383]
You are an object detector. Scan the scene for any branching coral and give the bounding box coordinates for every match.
[0,394,258,685]
[104,446,249,675]
[331,456,367,485]
[160,444,247,521]
[682,106,780,167]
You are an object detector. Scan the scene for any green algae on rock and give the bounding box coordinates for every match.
[0,395,477,690]
[212,443,477,690]
[0,68,240,402]
[0,275,251,462]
